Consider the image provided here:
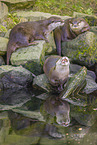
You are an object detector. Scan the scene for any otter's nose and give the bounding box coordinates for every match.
[73,24,78,28]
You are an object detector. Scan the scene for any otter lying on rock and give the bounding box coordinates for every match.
[7,17,64,65]
[53,17,90,55]
[43,55,70,91]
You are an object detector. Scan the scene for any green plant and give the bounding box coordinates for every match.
[4,13,20,29]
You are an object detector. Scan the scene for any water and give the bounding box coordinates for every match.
[0,88,97,145]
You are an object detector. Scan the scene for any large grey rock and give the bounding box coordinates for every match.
[16,11,71,21]
[0,37,8,55]
[0,65,33,89]
[0,2,8,20]
[62,31,97,67]
[11,41,46,75]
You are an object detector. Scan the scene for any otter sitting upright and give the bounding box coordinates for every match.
[53,17,90,56]
[7,17,64,65]
[43,55,70,91]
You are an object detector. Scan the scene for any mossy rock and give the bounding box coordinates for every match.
[62,31,97,67]
[11,41,46,75]
[0,2,8,19]
[0,37,8,55]
[0,65,33,89]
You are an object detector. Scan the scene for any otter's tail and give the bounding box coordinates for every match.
[7,41,16,65]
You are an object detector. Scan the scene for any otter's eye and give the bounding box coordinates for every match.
[78,22,81,26]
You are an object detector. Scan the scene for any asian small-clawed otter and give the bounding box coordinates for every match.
[7,17,64,65]
[43,55,70,91]
[43,96,70,127]
[53,17,90,55]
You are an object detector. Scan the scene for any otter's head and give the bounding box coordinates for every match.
[56,56,70,66]
[46,17,64,36]
[56,101,70,127]
[69,17,90,35]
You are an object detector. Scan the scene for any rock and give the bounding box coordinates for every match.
[62,31,97,67]
[71,104,97,126]
[43,33,57,55]
[1,0,36,11]
[70,64,97,94]
[60,66,87,100]
[0,65,33,89]
[16,11,52,21]
[83,75,97,94]
[0,37,8,55]
[0,56,5,65]
[73,12,97,26]
[0,2,8,20]
[11,41,46,75]
[33,74,52,92]
[90,26,97,35]
[16,11,71,21]
[4,29,11,38]
[70,64,96,80]
[0,89,32,105]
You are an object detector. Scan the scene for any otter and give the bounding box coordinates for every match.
[53,17,90,55]
[42,96,70,127]
[7,17,64,65]
[43,55,70,91]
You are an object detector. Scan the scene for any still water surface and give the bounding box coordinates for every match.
[0,88,97,145]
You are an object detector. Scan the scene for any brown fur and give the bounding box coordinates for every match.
[7,17,63,65]
[43,55,70,91]
[53,17,90,56]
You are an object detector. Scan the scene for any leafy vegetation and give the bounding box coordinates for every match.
[33,0,97,16]
[4,13,20,29]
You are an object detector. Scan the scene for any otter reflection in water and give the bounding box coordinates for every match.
[41,95,70,127]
